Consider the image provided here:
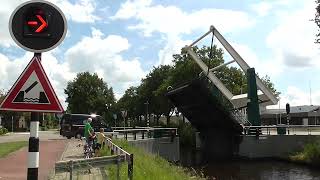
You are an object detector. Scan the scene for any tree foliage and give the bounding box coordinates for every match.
[315,0,320,43]
[65,72,116,116]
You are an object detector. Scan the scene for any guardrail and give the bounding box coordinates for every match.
[55,138,133,180]
[113,127,178,141]
[243,125,320,135]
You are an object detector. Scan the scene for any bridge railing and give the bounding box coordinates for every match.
[243,125,320,135]
[113,127,178,141]
[55,138,133,180]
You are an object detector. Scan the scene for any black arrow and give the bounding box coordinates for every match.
[25,81,38,93]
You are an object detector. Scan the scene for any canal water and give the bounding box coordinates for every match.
[180,149,320,180]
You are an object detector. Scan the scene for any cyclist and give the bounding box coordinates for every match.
[84,118,94,142]
[84,118,95,158]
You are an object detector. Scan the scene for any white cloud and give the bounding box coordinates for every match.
[113,0,255,65]
[250,0,292,17]
[0,27,146,108]
[53,0,101,23]
[266,1,320,69]
[157,35,191,65]
[268,86,320,109]
[227,43,283,79]
[113,0,254,36]
[251,2,273,17]
[65,28,146,100]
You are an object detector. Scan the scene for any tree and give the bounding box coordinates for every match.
[315,1,320,43]
[115,87,139,126]
[64,72,116,121]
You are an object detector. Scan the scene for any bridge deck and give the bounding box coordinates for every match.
[166,78,242,133]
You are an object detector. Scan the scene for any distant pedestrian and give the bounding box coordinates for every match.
[95,128,107,156]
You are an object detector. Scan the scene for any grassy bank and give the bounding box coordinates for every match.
[289,141,320,166]
[101,139,203,180]
[0,141,28,158]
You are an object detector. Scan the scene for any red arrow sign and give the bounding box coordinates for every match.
[35,15,47,33]
[27,15,47,33]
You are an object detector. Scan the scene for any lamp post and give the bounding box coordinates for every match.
[144,101,149,127]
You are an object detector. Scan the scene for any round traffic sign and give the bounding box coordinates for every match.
[9,0,67,53]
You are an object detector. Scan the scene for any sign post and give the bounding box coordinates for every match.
[1,1,67,179]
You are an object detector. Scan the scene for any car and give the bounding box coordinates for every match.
[60,113,112,139]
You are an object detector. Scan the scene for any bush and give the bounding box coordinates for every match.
[303,143,320,163]
[3,128,8,134]
[0,128,8,135]
[290,141,320,165]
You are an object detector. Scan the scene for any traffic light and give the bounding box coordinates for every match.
[286,103,290,114]
[23,7,51,37]
[9,1,67,52]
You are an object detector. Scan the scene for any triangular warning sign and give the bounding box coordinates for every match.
[0,56,64,112]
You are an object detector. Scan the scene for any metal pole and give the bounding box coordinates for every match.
[27,53,41,180]
[145,101,149,127]
[11,116,13,133]
[287,114,290,135]
[27,112,39,180]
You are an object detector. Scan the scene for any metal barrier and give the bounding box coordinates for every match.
[55,138,134,180]
[113,127,178,141]
[243,125,320,136]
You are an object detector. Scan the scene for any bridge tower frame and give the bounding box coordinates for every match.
[183,25,278,125]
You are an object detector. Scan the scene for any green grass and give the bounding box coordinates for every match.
[0,141,28,158]
[290,141,320,165]
[101,139,204,180]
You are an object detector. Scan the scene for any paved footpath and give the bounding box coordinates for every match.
[0,139,67,180]
[53,140,108,180]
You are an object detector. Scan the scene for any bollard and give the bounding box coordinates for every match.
[69,160,73,180]
[170,129,175,142]
[142,131,145,139]
[116,155,120,180]
[111,144,114,155]
[128,154,134,180]
[134,132,136,140]
[125,132,128,140]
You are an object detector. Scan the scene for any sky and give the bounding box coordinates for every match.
[0,0,319,110]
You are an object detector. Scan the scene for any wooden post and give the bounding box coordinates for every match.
[111,144,114,155]
[116,155,120,180]
[128,154,134,180]
[69,160,73,180]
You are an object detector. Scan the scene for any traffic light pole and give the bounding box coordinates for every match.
[27,53,41,180]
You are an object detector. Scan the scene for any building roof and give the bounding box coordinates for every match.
[290,105,320,113]
[262,105,320,115]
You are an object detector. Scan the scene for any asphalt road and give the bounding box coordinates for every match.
[0,130,65,143]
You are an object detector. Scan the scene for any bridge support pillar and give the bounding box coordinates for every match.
[200,129,240,160]
[247,68,261,126]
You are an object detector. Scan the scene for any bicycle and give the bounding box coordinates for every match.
[83,137,95,159]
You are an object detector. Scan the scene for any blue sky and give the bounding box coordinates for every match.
[0,0,319,109]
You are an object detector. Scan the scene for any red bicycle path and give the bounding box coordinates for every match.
[0,140,67,180]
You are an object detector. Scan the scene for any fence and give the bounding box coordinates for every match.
[113,127,178,141]
[54,138,133,180]
[243,125,320,136]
